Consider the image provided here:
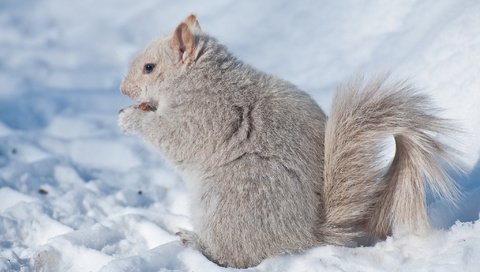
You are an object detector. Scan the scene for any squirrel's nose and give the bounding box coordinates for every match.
[120,81,128,95]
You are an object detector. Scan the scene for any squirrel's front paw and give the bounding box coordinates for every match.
[118,106,142,133]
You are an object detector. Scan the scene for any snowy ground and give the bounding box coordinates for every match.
[1,0,480,271]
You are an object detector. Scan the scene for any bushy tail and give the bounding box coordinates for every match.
[320,76,462,245]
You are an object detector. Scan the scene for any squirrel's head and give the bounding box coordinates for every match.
[120,14,210,107]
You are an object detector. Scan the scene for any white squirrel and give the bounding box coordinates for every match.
[118,15,462,268]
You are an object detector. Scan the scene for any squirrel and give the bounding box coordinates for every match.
[118,15,462,268]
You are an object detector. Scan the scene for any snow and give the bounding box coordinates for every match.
[0,188,35,213]
[0,0,479,271]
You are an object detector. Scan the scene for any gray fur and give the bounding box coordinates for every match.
[323,77,462,243]
[118,16,461,268]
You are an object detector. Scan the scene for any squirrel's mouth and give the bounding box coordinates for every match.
[135,101,158,112]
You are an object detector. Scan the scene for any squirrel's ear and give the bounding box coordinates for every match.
[169,22,196,63]
[184,14,202,32]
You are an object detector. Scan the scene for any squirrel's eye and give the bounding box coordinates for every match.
[143,63,156,74]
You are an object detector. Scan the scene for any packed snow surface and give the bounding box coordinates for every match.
[1,0,480,271]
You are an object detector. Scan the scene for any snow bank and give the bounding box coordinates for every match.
[0,0,479,271]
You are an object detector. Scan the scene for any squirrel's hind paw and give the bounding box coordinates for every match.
[176,229,203,250]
